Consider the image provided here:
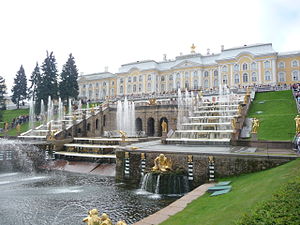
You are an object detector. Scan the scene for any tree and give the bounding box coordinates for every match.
[0,76,6,121]
[38,51,59,104]
[11,65,27,109]
[59,53,79,101]
[28,62,41,101]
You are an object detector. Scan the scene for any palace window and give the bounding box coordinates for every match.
[111,88,114,95]
[242,63,248,71]
[82,91,86,97]
[82,84,86,88]
[264,61,271,69]
[176,72,180,79]
[168,82,173,91]
[127,84,132,93]
[204,79,209,89]
[252,72,257,82]
[204,71,209,77]
[185,81,189,89]
[133,84,137,92]
[265,71,271,81]
[89,90,93,98]
[148,75,152,81]
[120,78,124,84]
[139,75,142,82]
[251,62,257,70]
[234,74,240,84]
[169,74,173,80]
[278,62,285,69]
[111,81,114,86]
[103,82,107,86]
[292,60,299,67]
[234,64,239,71]
[161,84,165,92]
[222,65,228,72]
[214,70,218,77]
[193,71,198,76]
[176,81,180,89]
[89,84,92,88]
[96,83,99,87]
[147,82,151,91]
[161,75,165,82]
[278,72,285,82]
[128,77,132,82]
[194,80,198,89]
[242,73,248,83]
[139,84,142,92]
[120,86,123,94]
[185,72,189,79]
[102,89,106,97]
[133,76,137,82]
[213,79,218,87]
[223,75,228,84]
[293,71,299,81]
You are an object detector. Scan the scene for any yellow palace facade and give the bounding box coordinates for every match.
[78,43,300,101]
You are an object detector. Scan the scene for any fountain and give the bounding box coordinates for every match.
[167,89,244,145]
[140,154,189,195]
[116,97,136,137]
[29,97,35,130]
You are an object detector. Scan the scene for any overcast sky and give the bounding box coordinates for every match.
[0,0,300,93]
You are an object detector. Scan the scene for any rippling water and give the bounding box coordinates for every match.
[0,171,177,225]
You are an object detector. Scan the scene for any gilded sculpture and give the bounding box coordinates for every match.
[149,98,157,105]
[116,221,127,225]
[295,115,300,133]
[82,208,101,225]
[161,120,167,133]
[231,118,236,130]
[152,154,172,172]
[251,118,260,134]
[119,130,126,142]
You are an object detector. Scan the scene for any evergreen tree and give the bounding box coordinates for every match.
[28,62,41,101]
[39,51,58,104]
[0,76,6,121]
[59,53,79,101]
[11,65,27,109]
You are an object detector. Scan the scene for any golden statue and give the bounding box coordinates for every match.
[82,209,101,225]
[72,114,77,121]
[100,213,112,225]
[116,221,127,225]
[91,106,95,114]
[161,120,167,133]
[231,118,236,130]
[149,98,156,105]
[119,130,126,142]
[208,156,214,164]
[243,94,248,104]
[191,43,196,53]
[199,90,203,98]
[238,104,243,116]
[16,123,21,133]
[4,122,8,131]
[251,118,260,134]
[152,154,172,172]
[295,115,300,133]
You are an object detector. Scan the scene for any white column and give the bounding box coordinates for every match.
[258,62,262,84]
[272,59,277,84]
[230,65,234,87]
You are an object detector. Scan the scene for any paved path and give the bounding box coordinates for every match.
[133,183,214,225]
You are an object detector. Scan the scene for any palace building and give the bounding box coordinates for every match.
[78,43,300,101]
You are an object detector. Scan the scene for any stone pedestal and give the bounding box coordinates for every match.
[251,133,258,141]
[161,131,167,144]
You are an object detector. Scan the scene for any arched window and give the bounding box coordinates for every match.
[83,84,86,88]
[234,74,240,84]
[185,81,189,89]
[120,78,124,84]
[223,75,227,84]
[293,71,299,81]
[242,63,248,71]
[103,82,107,86]
[214,70,218,77]
[243,73,248,83]
[139,75,142,82]
[193,71,198,76]
[278,72,285,82]
[265,71,271,81]
[128,77,132,82]
[222,65,228,72]
[89,83,92,88]
[161,75,165,82]
[148,75,151,81]
[168,82,173,91]
[264,61,271,69]
[176,81,180,89]
[147,82,151,91]
[204,71,209,77]
[234,64,239,71]
[213,79,218,87]
[133,76,137,82]
[251,62,257,70]
[161,84,165,92]
[278,62,285,69]
[185,71,189,78]
[127,84,132,93]
[176,72,180,79]
[204,79,209,89]
[169,74,173,80]
[120,85,123,94]
[252,72,257,82]
[292,60,299,67]
[138,84,142,92]
[111,81,114,85]
[133,84,137,92]
[193,80,198,89]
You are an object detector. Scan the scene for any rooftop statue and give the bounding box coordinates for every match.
[152,154,172,172]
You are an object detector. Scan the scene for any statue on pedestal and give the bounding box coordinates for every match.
[251,118,260,134]
[119,130,126,143]
[152,154,172,172]
[161,120,167,133]
[295,115,300,133]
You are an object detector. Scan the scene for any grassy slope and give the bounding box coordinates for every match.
[0,108,29,136]
[160,159,300,225]
[247,90,297,141]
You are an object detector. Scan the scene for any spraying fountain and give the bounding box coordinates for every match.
[116,97,136,137]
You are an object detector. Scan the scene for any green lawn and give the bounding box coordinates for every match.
[160,159,300,225]
[0,108,29,136]
[247,90,298,141]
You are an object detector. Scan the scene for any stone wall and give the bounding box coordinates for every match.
[115,150,296,188]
